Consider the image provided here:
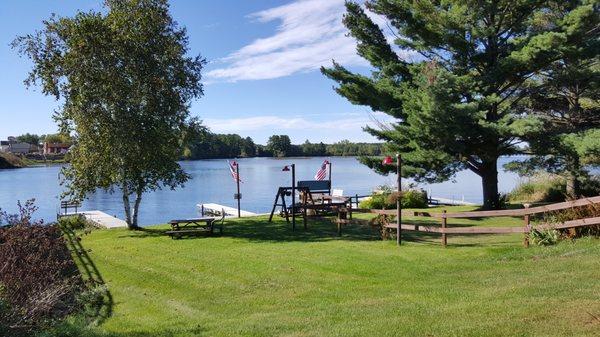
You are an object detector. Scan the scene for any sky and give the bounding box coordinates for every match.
[0,0,411,144]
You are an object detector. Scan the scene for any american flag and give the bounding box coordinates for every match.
[314,160,329,180]
[228,160,242,183]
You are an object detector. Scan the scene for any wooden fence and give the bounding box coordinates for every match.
[352,196,600,247]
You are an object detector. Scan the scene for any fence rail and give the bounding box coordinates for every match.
[354,195,600,247]
[357,196,600,219]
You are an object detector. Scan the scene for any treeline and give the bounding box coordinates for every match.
[182,124,383,159]
[12,133,73,145]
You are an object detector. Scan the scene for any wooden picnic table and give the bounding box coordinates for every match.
[166,216,223,238]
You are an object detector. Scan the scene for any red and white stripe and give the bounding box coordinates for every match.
[228,160,242,183]
[314,160,329,180]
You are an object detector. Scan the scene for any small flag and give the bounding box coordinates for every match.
[314,160,329,180]
[228,160,242,183]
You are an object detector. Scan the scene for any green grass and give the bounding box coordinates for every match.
[67,206,600,336]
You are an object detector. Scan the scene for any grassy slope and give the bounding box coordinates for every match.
[0,152,25,168]
[76,206,600,337]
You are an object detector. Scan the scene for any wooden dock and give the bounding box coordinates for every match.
[62,210,128,229]
[197,203,258,217]
[429,196,476,206]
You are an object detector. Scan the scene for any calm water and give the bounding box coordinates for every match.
[0,156,521,225]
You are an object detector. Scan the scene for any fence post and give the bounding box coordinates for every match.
[523,203,530,248]
[355,194,359,208]
[441,210,447,246]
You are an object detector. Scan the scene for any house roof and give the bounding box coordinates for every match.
[45,142,71,148]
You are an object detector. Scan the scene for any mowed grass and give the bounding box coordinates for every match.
[73,206,600,337]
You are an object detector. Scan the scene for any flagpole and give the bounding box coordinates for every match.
[328,159,332,194]
[291,163,296,231]
[236,162,241,218]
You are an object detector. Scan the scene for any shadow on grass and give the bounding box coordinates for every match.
[47,320,208,337]
[117,213,523,248]
[118,215,381,243]
[61,224,113,325]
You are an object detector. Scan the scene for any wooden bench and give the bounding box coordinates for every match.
[166,211,225,239]
[57,200,82,219]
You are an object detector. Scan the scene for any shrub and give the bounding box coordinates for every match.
[400,190,428,208]
[0,200,83,336]
[58,215,92,232]
[528,228,560,246]
[359,189,428,209]
[508,173,566,203]
[509,172,600,203]
[539,202,600,239]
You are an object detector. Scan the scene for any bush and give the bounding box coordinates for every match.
[539,202,600,239]
[509,172,600,203]
[58,215,92,231]
[528,228,560,246]
[359,189,428,209]
[508,173,566,203]
[0,200,83,336]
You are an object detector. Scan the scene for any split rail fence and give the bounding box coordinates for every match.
[352,195,600,247]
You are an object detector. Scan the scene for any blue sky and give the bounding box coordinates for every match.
[0,0,410,144]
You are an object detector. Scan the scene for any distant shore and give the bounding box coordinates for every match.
[0,152,66,169]
[0,152,25,169]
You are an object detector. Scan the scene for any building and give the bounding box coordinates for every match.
[0,141,8,152]
[8,142,35,154]
[43,142,71,155]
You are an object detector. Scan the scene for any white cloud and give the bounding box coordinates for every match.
[206,0,413,82]
[203,112,395,134]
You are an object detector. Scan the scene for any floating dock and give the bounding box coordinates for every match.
[197,203,258,217]
[61,210,128,229]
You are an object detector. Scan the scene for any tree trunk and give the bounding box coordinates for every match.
[566,156,581,198]
[480,159,500,210]
[132,187,143,229]
[122,185,135,229]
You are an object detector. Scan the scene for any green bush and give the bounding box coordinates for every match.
[359,189,428,209]
[401,190,428,208]
[58,215,90,231]
[508,173,566,203]
[529,228,560,246]
[509,173,600,203]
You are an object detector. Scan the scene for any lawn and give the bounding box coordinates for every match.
[67,206,600,337]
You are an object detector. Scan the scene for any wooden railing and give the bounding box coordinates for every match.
[352,196,600,247]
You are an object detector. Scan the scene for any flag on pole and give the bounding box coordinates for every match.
[228,160,242,183]
[314,160,329,180]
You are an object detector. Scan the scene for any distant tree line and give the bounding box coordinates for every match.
[13,133,73,145]
[181,122,383,159]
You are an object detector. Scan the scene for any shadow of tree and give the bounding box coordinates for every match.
[48,319,208,337]
[115,212,523,248]
[118,215,380,243]
[218,216,381,243]
[61,224,113,325]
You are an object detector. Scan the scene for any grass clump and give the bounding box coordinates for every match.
[508,173,566,203]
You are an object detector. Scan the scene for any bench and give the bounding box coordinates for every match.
[57,200,82,219]
[297,180,331,195]
[166,211,225,239]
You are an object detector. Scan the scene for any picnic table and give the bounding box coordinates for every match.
[166,215,224,239]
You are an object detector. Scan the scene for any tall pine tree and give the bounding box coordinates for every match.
[322,0,598,209]
[506,4,600,197]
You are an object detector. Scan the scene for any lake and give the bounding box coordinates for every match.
[0,156,521,225]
